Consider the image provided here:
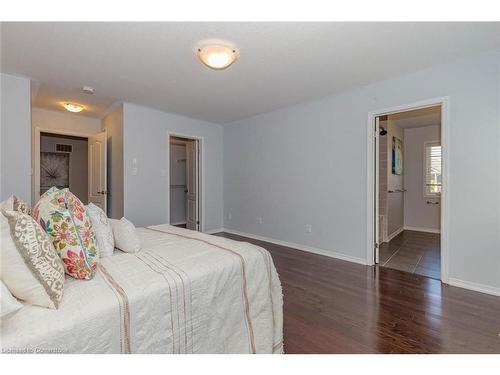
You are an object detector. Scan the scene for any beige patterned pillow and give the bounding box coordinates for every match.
[0,196,14,211]
[13,195,32,215]
[0,195,31,215]
[0,210,65,309]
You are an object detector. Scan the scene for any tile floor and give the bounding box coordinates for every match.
[379,230,441,279]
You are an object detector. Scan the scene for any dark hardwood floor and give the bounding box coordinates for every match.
[215,232,500,354]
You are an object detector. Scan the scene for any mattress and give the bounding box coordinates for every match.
[0,225,283,354]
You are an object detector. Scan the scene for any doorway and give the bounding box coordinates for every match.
[33,128,108,212]
[169,135,201,231]
[368,98,449,282]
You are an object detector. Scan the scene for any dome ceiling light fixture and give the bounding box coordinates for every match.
[196,40,239,70]
[62,102,84,113]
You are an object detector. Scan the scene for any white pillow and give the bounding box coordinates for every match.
[110,217,141,253]
[1,280,23,318]
[86,203,115,258]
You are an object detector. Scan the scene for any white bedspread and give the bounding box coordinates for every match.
[1,225,283,354]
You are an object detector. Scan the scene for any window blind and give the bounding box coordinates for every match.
[424,141,442,196]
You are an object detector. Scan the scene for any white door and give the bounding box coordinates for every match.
[185,140,199,231]
[88,131,107,213]
[374,116,380,264]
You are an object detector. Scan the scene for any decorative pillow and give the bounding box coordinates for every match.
[13,195,32,215]
[0,195,31,214]
[0,196,14,211]
[86,203,114,258]
[1,279,24,318]
[0,210,65,309]
[32,187,99,280]
[110,217,141,253]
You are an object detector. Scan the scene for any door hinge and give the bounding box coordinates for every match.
[196,220,200,225]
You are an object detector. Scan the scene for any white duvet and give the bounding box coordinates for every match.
[0,225,283,354]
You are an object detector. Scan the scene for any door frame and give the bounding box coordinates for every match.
[33,127,97,205]
[167,132,204,232]
[366,97,450,283]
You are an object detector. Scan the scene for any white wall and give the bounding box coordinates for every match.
[404,125,441,231]
[32,107,101,135]
[40,134,88,203]
[169,143,187,225]
[0,74,31,202]
[386,120,404,237]
[123,103,224,231]
[101,105,124,219]
[224,51,500,291]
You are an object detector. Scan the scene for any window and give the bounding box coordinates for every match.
[424,141,442,197]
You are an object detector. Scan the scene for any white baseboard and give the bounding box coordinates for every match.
[223,228,366,265]
[404,226,440,234]
[217,229,500,297]
[204,227,224,235]
[447,278,500,297]
[387,227,404,242]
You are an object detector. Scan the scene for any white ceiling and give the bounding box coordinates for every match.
[2,22,499,123]
[387,106,441,129]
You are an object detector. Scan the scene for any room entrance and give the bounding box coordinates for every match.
[368,99,448,281]
[169,135,201,231]
[33,128,108,212]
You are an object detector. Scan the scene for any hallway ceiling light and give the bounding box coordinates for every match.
[196,44,238,70]
[63,102,84,113]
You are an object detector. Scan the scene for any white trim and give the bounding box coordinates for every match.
[204,228,224,235]
[386,226,404,242]
[366,96,450,284]
[224,228,367,265]
[374,116,380,263]
[33,126,97,205]
[167,132,204,233]
[448,278,500,297]
[403,226,440,234]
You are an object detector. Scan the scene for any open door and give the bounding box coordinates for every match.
[185,140,200,231]
[374,116,380,264]
[88,131,107,213]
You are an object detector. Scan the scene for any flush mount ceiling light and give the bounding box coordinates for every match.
[196,43,238,70]
[62,102,84,113]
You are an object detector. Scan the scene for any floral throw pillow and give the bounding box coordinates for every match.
[32,187,99,280]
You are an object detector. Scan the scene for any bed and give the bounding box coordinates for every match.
[1,224,283,354]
